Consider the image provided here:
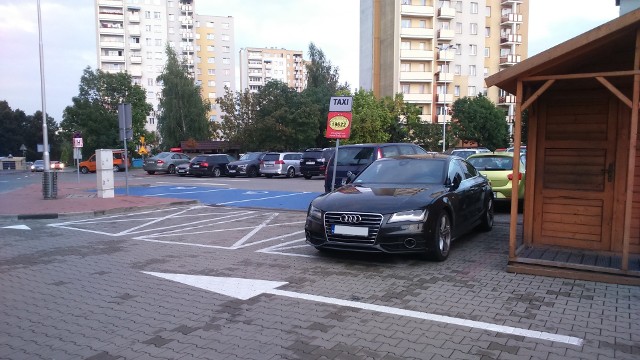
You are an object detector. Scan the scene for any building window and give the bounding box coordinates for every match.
[470,2,478,14]
[147,91,155,99]
[147,78,154,86]
[454,1,462,12]
[224,69,230,76]
[167,1,173,7]
[208,92,216,98]
[455,44,462,55]
[222,22,230,29]
[222,58,230,64]
[401,19,411,28]
[154,25,161,33]
[146,51,152,59]
[485,27,490,37]
[454,64,461,75]
[469,44,477,55]
[469,65,476,76]
[401,63,410,71]
[223,46,230,53]
[455,22,462,34]
[208,69,215,75]
[223,81,231,88]
[146,38,152,45]
[207,45,215,52]
[485,6,491,17]
[155,52,162,59]
[221,34,230,41]
[401,0,410,5]
[401,84,410,93]
[206,21,214,27]
[145,25,151,32]
[468,86,477,96]
[148,117,155,125]
[168,14,174,21]
[154,11,160,19]
[483,67,489,77]
[144,11,150,19]
[401,41,410,49]
[470,23,478,35]
[454,85,460,97]
[208,80,215,87]
[208,57,215,63]
[155,39,162,46]
[206,33,214,40]
[484,47,490,57]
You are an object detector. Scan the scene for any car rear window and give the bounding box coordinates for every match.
[302,151,323,159]
[262,153,280,161]
[335,147,375,166]
[468,156,513,170]
[193,156,208,162]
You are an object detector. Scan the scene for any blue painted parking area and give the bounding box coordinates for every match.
[116,185,323,211]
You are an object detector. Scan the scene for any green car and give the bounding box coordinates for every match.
[467,152,526,202]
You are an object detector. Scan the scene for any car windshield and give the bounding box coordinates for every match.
[239,152,262,161]
[468,156,513,170]
[34,160,44,165]
[353,159,445,184]
[335,147,374,166]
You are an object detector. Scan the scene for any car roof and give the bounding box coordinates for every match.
[467,152,515,158]
[379,153,452,161]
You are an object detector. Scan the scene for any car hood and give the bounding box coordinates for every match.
[312,184,447,213]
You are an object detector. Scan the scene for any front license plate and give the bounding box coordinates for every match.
[333,225,368,236]
[306,161,315,164]
[193,165,199,168]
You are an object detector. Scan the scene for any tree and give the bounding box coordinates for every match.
[450,94,509,151]
[156,45,211,149]
[0,101,61,161]
[216,88,259,149]
[348,89,391,144]
[61,67,152,159]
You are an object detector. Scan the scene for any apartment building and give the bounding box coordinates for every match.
[94,0,235,131]
[194,15,236,122]
[359,0,528,134]
[238,47,306,93]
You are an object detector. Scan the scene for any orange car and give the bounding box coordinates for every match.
[78,150,130,173]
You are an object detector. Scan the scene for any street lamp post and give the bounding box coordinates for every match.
[436,44,456,153]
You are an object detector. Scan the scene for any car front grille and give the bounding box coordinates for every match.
[324,212,383,245]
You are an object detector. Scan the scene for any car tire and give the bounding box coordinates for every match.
[286,167,295,178]
[113,165,120,172]
[247,167,258,178]
[478,197,494,232]
[429,211,452,262]
[212,167,221,177]
[147,171,155,175]
[80,167,89,174]
[168,165,176,174]
[303,174,312,180]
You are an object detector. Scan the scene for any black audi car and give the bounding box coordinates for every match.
[305,154,494,261]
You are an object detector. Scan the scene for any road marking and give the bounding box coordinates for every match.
[144,272,584,347]
[2,225,31,230]
[243,191,269,195]
[145,188,234,196]
[217,192,312,205]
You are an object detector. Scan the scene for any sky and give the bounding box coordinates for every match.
[0,0,621,124]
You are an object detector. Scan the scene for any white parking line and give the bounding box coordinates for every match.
[217,192,311,205]
[145,188,235,196]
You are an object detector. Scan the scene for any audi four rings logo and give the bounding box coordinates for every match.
[340,214,361,223]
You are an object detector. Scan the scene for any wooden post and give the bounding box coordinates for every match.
[510,80,523,259]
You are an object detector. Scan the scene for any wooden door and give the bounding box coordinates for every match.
[533,91,618,251]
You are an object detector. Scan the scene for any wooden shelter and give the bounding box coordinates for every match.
[486,9,640,285]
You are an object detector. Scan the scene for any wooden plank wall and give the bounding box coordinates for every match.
[632,123,640,252]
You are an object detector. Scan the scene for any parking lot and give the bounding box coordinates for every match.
[1,169,639,359]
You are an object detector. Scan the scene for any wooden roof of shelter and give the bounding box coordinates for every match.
[487,8,640,95]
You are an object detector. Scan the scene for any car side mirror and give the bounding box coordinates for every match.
[345,171,357,184]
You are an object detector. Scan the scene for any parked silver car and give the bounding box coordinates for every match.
[260,152,302,178]
[143,152,191,175]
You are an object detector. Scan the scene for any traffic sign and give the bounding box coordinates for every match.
[325,112,352,139]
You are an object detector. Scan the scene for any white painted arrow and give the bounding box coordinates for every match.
[143,272,583,346]
[2,225,31,230]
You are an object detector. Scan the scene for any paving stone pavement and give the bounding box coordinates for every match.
[0,208,639,360]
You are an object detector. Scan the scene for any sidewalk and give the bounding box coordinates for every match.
[0,173,197,219]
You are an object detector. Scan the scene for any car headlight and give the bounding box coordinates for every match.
[238,164,246,169]
[308,205,322,220]
[388,209,427,223]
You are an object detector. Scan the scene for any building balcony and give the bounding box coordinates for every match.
[437,72,454,82]
[130,56,142,64]
[500,54,521,65]
[128,28,140,36]
[418,114,432,123]
[437,49,455,61]
[97,0,122,6]
[102,55,125,63]
[437,114,452,123]
[500,13,523,24]
[437,29,455,41]
[248,80,263,85]
[99,27,124,35]
[400,49,434,61]
[437,7,456,19]
[181,32,193,39]
[99,41,125,49]
[500,34,522,45]
[403,93,432,102]
[498,95,517,104]
[130,69,142,77]
[128,14,140,23]
[98,12,124,21]
[400,27,434,39]
[248,53,262,59]
[102,68,124,74]
[129,42,141,50]
[181,4,193,12]
[505,115,515,123]
[181,19,193,26]
[501,0,523,4]
[401,5,434,17]
[400,71,433,82]
[437,93,453,103]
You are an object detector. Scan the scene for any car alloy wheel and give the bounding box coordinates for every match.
[212,167,221,177]
[113,165,120,172]
[168,164,175,174]
[479,198,494,231]
[431,212,451,261]
[80,167,89,174]
[247,167,258,178]
[286,167,295,178]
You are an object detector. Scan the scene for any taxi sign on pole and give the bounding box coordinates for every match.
[329,96,353,112]
[325,112,352,139]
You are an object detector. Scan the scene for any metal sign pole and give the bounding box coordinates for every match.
[331,139,340,192]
